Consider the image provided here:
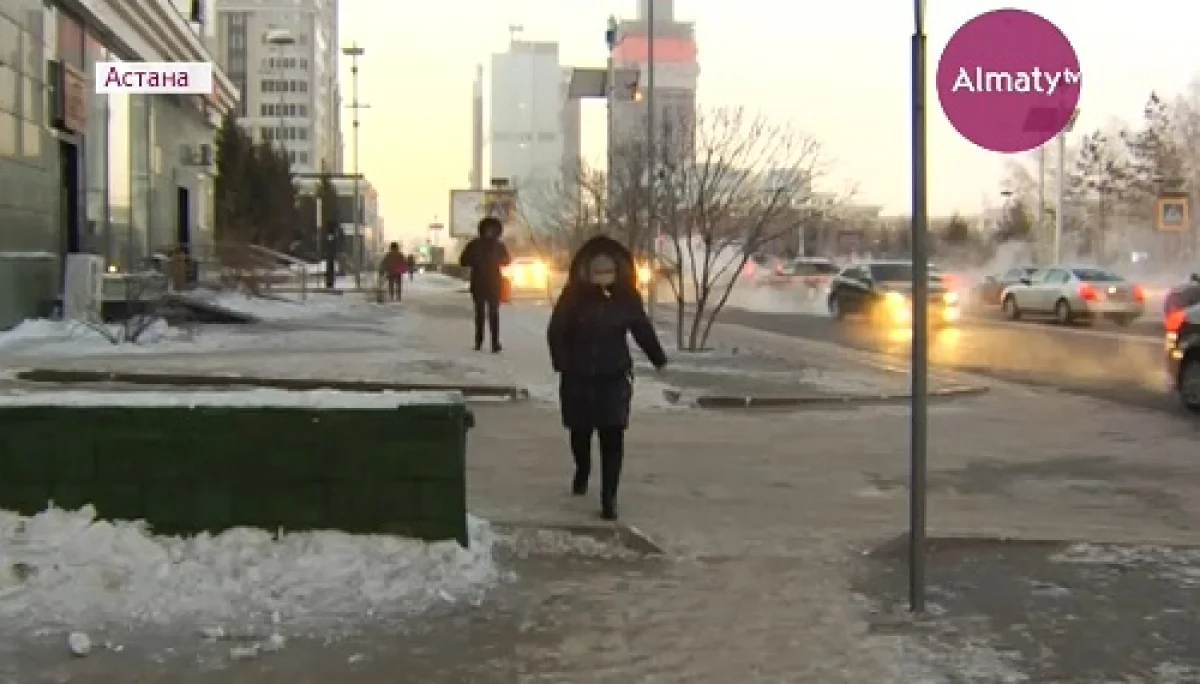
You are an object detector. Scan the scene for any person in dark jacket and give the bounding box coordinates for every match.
[458,217,512,351]
[406,253,417,281]
[547,236,668,520]
[378,242,407,301]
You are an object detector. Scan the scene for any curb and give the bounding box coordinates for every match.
[866,531,1200,559]
[663,384,989,409]
[494,520,666,556]
[14,368,530,401]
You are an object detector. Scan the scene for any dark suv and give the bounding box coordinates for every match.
[1166,301,1200,412]
[827,260,960,327]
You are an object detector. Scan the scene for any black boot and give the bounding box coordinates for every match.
[569,429,592,496]
[599,442,623,521]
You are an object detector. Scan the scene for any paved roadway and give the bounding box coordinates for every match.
[718,303,1183,412]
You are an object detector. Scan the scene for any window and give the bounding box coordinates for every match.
[298,104,307,116]
[263,128,273,140]
[298,152,308,164]
[1071,268,1122,282]
[262,79,273,92]
[868,263,913,282]
[0,66,15,115]
[1043,269,1069,284]
[297,128,307,140]
[261,103,271,115]
[0,111,16,157]
[299,58,308,69]
[298,80,307,92]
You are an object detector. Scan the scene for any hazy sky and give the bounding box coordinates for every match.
[334,0,1200,243]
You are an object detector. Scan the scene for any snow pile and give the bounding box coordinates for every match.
[408,272,467,293]
[0,506,503,633]
[208,291,373,322]
[0,318,188,355]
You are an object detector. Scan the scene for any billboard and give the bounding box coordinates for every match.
[449,189,517,238]
[1156,194,1189,232]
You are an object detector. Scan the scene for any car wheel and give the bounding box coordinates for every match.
[1054,299,1073,325]
[1180,355,1200,413]
[1002,295,1020,320]
[829,294,845,320]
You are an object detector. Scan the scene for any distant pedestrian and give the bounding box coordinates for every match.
[547,236,668,520]
[378,242,407,302]
[406,253,417,281]
[458,217,511,352]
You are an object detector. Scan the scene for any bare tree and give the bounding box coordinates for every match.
[650,106,837,351]
[518,162,609,266]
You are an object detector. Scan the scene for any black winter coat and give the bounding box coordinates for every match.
[458,237,511,298]
[547,237,668,430]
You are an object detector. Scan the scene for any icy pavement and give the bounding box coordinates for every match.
[862,541,1200,682]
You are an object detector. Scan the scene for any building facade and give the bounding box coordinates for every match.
[0,0,237,328]
[489,40,571,191]
[612,0,699,159]
[211,0,339,172]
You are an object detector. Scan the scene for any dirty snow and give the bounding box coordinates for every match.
[0,388,462,409]
[0,506,503,634]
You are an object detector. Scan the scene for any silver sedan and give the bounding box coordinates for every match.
[1000,266,1146,325]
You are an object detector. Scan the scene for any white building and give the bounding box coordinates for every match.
[210,0,341,172]
[489,38,576,235]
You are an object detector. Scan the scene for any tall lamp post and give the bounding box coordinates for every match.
[909,0,929,615]
[1054,108,1080,263]
[342,42,368,288]
[645,0,657,316]
[605,16,618,231]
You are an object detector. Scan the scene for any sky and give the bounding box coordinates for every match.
[333,0,1200,244]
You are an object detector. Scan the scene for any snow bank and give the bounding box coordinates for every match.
[725,282,830,316]
[0,389,462,409]
[0,506,502,633]
[207,291,372,322]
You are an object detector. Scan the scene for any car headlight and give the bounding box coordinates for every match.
[884,291,907,307]
[943,291,959,305]
[637,265,652,285]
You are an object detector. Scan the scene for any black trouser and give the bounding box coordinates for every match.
[472,293,500,348]
[387,275,403,301]
[570,427,624,504]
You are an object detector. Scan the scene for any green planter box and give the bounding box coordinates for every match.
[0,391,473,546]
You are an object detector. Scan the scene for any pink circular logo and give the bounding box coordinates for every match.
[937,9,1081,153]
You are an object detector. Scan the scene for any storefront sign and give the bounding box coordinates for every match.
[1156,194,1190,232]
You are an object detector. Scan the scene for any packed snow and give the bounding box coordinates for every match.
[0,506,503,634]
[0,389,462,409]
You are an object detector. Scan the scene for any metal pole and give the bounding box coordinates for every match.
[1055,132,1065,263]
[908,0,929,615]
[605,16,617,232]
[345,44,365,289]
[645,0,657,316]
[1037,145,1045,262]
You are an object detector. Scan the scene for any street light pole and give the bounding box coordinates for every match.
[343,42,367,288]
[645,0,657,317]
[909,0,929,615]
[1054,108,1080,264]
[605,16,617,232]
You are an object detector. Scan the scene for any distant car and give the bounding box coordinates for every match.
[773,257,839,297]
[502,257,549,292]
[1164,274,1200,319]
[827,260,960,327]
[1165,301,1200,412]
[1000,266,1145,325]
[973,267,1037,307]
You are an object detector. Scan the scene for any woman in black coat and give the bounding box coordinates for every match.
[547,236,668,520]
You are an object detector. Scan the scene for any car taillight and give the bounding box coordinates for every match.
[1132,284,1145,301]
[1078,283,1097,301]
[1165,308,1186,333]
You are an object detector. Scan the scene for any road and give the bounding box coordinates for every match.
[717,304,1181,411]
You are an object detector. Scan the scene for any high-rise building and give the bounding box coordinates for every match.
[211,0,341,172]
[488,39,575,193]
[612,0,699,158]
